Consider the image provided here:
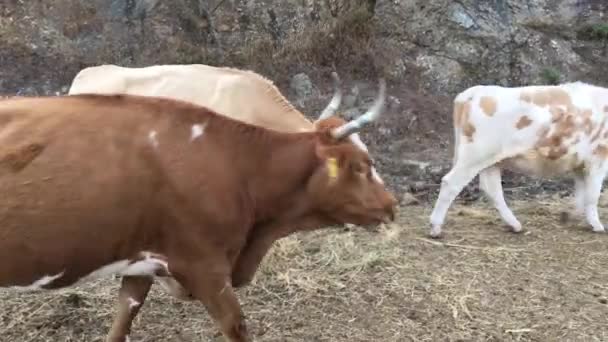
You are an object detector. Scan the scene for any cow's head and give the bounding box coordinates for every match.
[313,72,385,184]
[308,79,397,227]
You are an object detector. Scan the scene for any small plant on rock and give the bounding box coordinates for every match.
[540,67,561,85]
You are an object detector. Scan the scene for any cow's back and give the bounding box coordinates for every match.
[69,64,312,132]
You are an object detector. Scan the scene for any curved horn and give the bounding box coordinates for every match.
[318,72,343,120]
[331,78,386,140]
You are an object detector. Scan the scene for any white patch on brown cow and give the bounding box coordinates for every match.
[79,251,170,284]
[10,271,65,291]
[190,122,207,141]
[148,130,159,148]
[127,297,140,309]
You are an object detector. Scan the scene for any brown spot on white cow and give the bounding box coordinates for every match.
[604,105,608,113]
[453,101,464,127]
[463,122,476,142]
[459,101,475,142]
[516,116,533,129]
[590,118,607,143]
[480,96,497,116]
[535,113,576,161]
[594,144,608,159]
[536,126,550,139]
[520,88,572,108]
[550,106,566,122]
[580,109,593,135]
[555,114,577,139]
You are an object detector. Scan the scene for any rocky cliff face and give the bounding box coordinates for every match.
[399,0,607,93]
[0,0,606,195]
[1,0,606,96]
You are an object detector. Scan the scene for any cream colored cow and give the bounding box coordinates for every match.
[430,82,608,238]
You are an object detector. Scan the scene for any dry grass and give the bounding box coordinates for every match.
[1,194,608,341]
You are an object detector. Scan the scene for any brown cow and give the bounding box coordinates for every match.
[0,83,396,342]
[70,64,390,340]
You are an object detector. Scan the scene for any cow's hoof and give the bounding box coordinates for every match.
[429,228,443,239]
[510,225,523,234]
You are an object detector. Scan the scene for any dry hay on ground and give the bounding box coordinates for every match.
[1,196,607,342]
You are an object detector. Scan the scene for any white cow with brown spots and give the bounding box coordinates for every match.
[430,81,608,238]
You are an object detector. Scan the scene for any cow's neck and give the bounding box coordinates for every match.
[245,134,326,227]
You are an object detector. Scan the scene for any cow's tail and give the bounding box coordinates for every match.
[452,85,483,165]
[450,86,482,166]
[452,115,461,166]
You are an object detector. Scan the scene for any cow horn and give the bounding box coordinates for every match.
[318,72,342,120]
[330,78,386,140]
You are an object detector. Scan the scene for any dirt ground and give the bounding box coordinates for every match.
[1,192,607,342]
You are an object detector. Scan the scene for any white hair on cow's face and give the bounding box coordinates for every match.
[348,133,384,184]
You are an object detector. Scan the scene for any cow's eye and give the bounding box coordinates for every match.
[351,162,365,174]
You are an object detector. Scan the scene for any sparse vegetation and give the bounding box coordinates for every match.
[233,4,389,83]
[578,23,608,41]
[540,67,561,85]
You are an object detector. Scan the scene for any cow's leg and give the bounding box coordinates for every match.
[574,176,586,216]
[231,216,328,287]
[583,164,608,233]
[156,276,195,300]
[181,264,250,342]
[430,156,493,238]
[106,276,153,342]
[232,234,275,287]
[479,166,522,232]
[561,176,586,224]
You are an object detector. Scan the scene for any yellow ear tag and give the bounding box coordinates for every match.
[327,157,338,180]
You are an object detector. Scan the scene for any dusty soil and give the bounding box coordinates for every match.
[1,194,607,342]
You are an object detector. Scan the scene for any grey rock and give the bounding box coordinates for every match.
[343,94,358,108]
[387,58,408,79]
[0,0,605,100]
[342,108,362,120]
[449,3,476,29]
[290,73,314,100]
[400,159,431,179]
